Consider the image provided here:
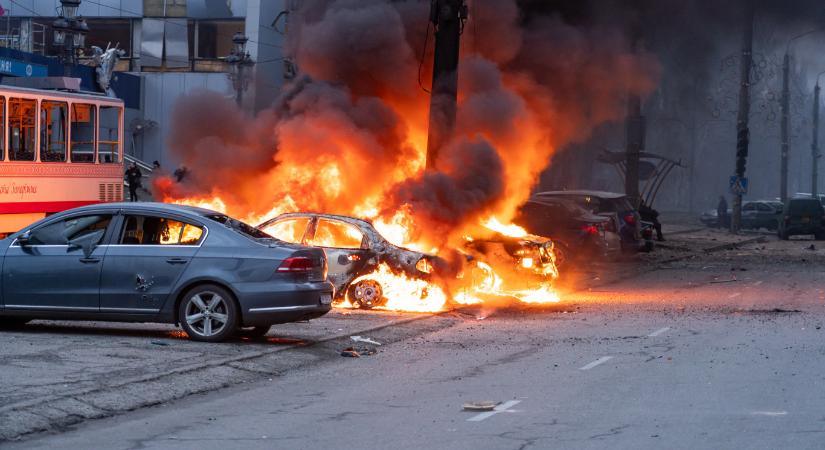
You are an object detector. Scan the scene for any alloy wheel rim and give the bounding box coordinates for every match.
[184,291,229,337]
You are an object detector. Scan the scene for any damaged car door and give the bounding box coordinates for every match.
[99,214,203,315]
[304,217,373,295]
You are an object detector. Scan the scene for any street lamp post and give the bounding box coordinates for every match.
[781,28,825,202]
[53,0,88,77]
[226,32,254,107]
[812,70,825,198]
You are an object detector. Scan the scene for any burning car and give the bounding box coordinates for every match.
[258,212,559,310]
[257,213,439,308]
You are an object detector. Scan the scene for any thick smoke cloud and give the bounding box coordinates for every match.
[162,0,658,246]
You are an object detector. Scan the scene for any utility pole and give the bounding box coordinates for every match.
[226,32,254,107]
[780,52,790,203]
[624,34,645,208]
[781,27,825,201]
[425,0,467,169]
[813,71,825,197]
[731,3,753,233]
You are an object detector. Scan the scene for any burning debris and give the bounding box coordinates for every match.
[159,0,658,311]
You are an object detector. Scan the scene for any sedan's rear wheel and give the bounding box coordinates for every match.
[179,285,238,342]
[348,279,385,309]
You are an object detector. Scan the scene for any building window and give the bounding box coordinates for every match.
[195,20,242,59]
[40,101,68,163]
[71,103,96,163]
[84,20,132,58]
[9,98,36,161]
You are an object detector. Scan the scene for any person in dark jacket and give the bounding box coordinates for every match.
[638,199,664,241]
[125,162,142,202]
[717,195,728,229]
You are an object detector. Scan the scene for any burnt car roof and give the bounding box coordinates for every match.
[533,190,628,200]
[260,212,373,228]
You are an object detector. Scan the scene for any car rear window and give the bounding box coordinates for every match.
[789,199,823,215]
[206,214,272,240]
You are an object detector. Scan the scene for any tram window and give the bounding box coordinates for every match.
[98,106,120,163]
[9,98,36,161]
[71,104,96,163]
[40,101,68,162]
[0,97,5,161]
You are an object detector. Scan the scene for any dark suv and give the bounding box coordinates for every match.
[778,198,825,240]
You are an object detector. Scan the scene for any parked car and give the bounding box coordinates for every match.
[700,200,783,230]
[461,231,558,288]
[532,190,644,251]
[778,197,825,240]
[0,203,333,342]
[514,197,622,265]
[258,212,439,309]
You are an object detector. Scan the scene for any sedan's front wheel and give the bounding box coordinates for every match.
[179,285,238,342]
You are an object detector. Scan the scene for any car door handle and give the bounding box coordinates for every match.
[79,257,100,264]
[166,258,188,265]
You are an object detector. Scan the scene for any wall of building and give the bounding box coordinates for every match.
[140,71,232,168]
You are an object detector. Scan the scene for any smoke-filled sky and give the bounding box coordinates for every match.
[161,0,825,241]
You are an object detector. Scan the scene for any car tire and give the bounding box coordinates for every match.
[816,231,825,241]
[552,241,570,268]
[0,317,30,329]
[348,279,385,309]
[779,230,790,240]
[178,284,239,342]
[237,325,271,339]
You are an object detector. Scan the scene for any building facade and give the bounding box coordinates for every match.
[0,0,289,168]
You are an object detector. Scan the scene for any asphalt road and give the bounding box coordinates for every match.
[6,229,825,449]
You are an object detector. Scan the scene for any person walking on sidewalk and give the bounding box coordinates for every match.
[125,162,142,202]
[717,195,728,229]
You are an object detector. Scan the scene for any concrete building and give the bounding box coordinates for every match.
[0,0,290,167]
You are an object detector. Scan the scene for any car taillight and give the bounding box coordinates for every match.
[277,257,315,272]
[582,224,600,236]
[623,214,636,225]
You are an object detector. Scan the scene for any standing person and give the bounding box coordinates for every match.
[152,160,161,171]
[125,162,142,202]
[717,195,728,229]
[173,164,189,183]
[639,199,664,241]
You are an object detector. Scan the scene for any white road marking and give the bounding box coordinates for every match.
[647,327,671,337]
[728,292,742,299]
[753,280,764,286]
[751,411,788,416]
[579,356,614,371]
[466,400,522,422]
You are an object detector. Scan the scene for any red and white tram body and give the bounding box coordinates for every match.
[0,86,124,235]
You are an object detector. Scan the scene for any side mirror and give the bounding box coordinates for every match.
[67,229,105,258]
[16,231,31,246]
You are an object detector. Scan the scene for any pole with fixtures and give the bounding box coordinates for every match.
[52,0,89,77]
[226,32,254,107]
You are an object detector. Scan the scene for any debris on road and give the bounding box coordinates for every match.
[340,346,378,357]
[806,244,816,251]
[710,275,737,284]
[463,401,499,411]
[150,341,170,346]
[350,335,382,346]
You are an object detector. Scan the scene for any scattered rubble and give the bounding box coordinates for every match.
[340,346,378,357]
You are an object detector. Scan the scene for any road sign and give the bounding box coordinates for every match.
[730,176,749,195]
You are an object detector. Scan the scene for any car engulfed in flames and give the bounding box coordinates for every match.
[256,212,560,312]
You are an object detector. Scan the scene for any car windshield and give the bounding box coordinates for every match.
[205,214,274,241]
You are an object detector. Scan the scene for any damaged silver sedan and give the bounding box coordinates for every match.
[258,213,438,308]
